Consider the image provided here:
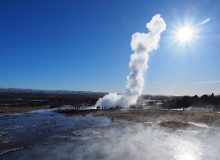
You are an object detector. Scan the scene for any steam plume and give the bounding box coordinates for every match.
[96,14,166,108]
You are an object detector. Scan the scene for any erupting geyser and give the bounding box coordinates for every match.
[96,14,166,108]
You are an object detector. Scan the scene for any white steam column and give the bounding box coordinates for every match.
[96,14,166,108]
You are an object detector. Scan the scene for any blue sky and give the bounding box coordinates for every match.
[0,0,220,95]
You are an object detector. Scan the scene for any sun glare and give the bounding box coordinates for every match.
[175,25,196,43]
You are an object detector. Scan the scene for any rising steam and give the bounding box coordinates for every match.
[96,14,166,108]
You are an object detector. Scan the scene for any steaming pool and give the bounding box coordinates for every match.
[1,109,220,160]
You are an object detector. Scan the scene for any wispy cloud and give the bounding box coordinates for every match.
[190,80,220,85]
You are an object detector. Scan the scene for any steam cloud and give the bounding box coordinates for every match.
[96,14,166,108]
[6,122,220,160]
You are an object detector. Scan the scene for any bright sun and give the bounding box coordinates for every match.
[176,25,196,43]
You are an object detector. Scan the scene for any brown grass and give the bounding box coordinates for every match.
[0,106,49,114]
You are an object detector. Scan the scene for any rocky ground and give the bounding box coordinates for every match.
[1,107,220,159]
[60,108,220,127]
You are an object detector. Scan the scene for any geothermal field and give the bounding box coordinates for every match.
[1,89,220,160]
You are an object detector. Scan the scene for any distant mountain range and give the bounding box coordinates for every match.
[0,88,106,95]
